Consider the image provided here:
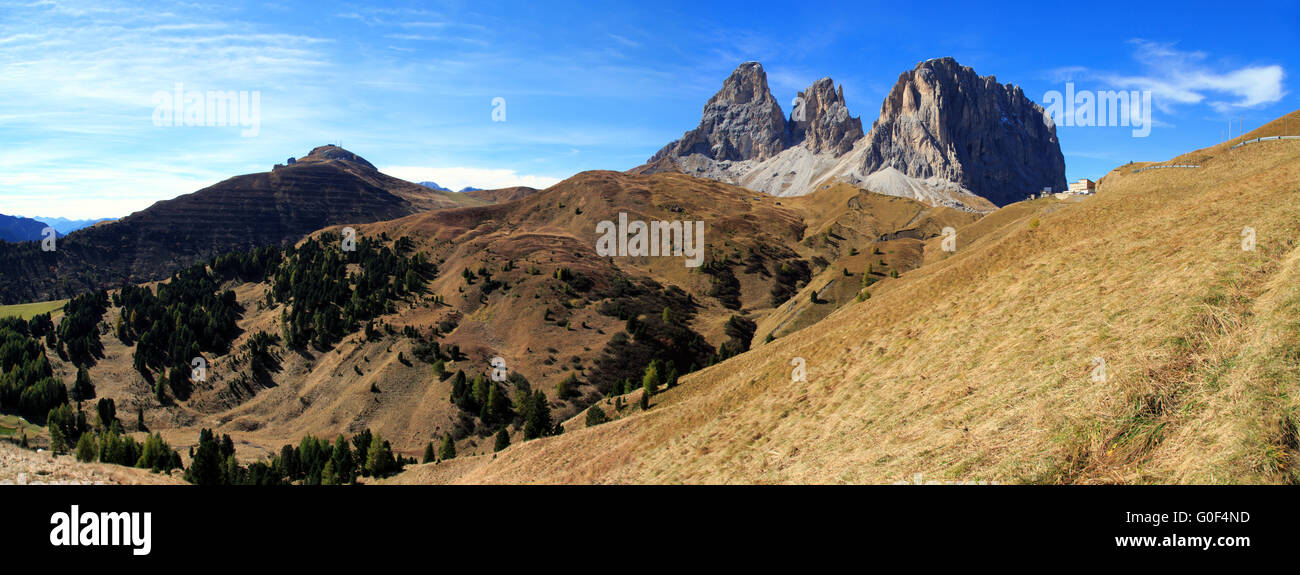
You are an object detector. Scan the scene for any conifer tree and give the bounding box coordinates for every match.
[365,433,394,477]
[48,424,66,453]
[321,460,339,485]
[185,429,225,485]
[331,434,355,484]
[75,432,96,462]
[585,405,608,426]
[523,391,551,440]
[71,365,95,401]
[642,362,660,397]
[438,434,456,460]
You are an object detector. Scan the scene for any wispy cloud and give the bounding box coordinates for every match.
[1055,40,1286,115]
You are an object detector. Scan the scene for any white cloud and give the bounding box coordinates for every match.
[381,165,563,191]
[1105,40,1286,113]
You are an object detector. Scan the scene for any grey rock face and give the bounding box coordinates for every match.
[646,57,1066,209]
[859,57,1066,206]
[789,77,863,156]
[652,62,790,163]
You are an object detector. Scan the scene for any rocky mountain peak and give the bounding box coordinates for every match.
[650,62,790,163]
[860,57,1065,206]
[642,57,1065,210]
[790,77,863,156]
[298,145,376,170]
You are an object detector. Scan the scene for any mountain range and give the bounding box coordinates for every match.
[640,58,1066,210]
[419,182,485,194]
[0,215,114,242]
[31,216,115,236]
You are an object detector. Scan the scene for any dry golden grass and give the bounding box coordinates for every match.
[56,170,963,463]
[391,111,1300,484]
[0,442,187,485]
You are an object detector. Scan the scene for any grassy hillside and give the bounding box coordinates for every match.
[39,170,957,462]
[0,299,66,320]
[384,110,1300,484]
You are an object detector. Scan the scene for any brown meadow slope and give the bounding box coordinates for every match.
[63,170,968,462]
[386,113,1300,484]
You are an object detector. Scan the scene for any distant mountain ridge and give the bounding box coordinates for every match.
[642,58,1066,210]
[0,213,50,242]
[0,145,487,304]
[419,182,483,194]
[419,181,453,192]
[26,216,114,235]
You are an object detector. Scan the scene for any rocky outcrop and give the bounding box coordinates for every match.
[297,145,377,170]
[650,62,790,163]
[790,78,863,156]
[859,58,1065,206]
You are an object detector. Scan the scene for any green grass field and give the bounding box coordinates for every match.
[0,415,43,439]
[0,299,67,320]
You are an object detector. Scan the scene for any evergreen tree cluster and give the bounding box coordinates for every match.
[209,246,281,283]
[74,428,182,472]
[770,259,812,306]
[0,316,66,423]
[114,263,242,384]
[443,364,559,445]
[47,397,182,473]
[185,427,413,485]
[57,290,110,366]
[271,233,434,350]
[718,314,757,360]
[701,256,742,310]
[449,369,515,431]
[588,277,712,401]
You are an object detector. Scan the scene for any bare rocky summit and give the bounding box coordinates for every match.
[790,77,863,156]
[642,57,1066,210]
[650,61,790,163]
[859,58,1066,207]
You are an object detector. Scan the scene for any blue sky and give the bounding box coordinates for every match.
[1,0,1295,219]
